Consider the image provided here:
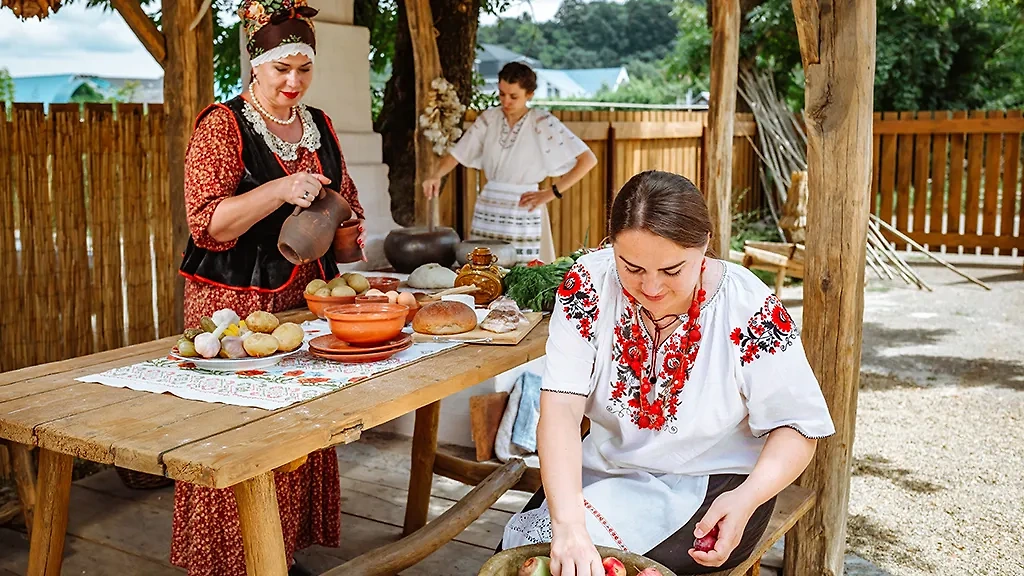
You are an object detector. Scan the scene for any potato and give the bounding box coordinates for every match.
[305,279,328,295]
[331,285,357,297]
[314,287,331,297]
[344,273,370,294]
[326,277,348,291]
[272,323,304,352]
[245,310,280,334]
[243,333,279,357]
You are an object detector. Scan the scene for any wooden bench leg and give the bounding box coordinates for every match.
[27,449,73,576]
[10,442,37,536]
[403,401,440,536]
[233,471,288,576]
[746,558,761,576]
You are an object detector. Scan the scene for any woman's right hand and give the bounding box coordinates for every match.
[276,172,332,208]
[422,175,442,199]
[550,521,603,576]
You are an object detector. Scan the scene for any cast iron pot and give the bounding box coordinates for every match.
[383,196,460,273]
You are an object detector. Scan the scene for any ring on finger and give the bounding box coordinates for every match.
[302,191,309,200]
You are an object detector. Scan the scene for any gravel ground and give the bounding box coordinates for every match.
[784,254,1024,576]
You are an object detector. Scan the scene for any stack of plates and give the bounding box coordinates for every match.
[308,333,413,364]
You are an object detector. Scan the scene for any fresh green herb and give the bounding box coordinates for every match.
[502,249,591,311]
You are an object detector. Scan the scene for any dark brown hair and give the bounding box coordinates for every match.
[498,62,538,93]
[609,170,713,251]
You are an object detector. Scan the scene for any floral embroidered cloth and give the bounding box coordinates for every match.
[503,248,835,554]
[76,320,460,410]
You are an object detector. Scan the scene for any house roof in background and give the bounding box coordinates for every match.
[534,69,586,96]
[477,43,541,68]
[557,68,628,95]
[11,74,163,104]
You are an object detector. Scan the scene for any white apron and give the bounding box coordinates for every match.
[469,181,556,265]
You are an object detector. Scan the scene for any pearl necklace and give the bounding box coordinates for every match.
[248,81,296,125]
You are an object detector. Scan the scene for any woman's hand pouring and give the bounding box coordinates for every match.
[278,172,331,209]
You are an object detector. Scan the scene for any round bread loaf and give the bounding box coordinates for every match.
[412,301,477,335]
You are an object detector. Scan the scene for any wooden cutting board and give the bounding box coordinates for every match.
[411,312,544,345]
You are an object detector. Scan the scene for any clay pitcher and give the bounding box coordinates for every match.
[278,187,353,265]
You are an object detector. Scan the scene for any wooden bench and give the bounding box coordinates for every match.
[707,483,815,576]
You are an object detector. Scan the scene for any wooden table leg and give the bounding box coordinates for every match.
[403,400,440,536]
[10,442,37,536]
[27,449,73,576]
[233,471,288,576]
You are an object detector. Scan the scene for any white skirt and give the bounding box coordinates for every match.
[470,181,556,264]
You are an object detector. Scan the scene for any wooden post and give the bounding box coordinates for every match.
[109,0,166,66]
[163,0,214,334]
[407,0,444,227]
[785,1,876,575]
[27,449,73,576]
[403,401,440,535]
[233,472,289,576]
[706,0,740,258]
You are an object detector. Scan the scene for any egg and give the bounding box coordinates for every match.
[365,288,385,297]
[397,291,417,308]
[385,290,400,304]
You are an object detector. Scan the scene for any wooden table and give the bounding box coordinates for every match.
[0,310,548,575]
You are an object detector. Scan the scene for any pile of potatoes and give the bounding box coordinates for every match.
[306,273,371,298]
[176,309,305,360]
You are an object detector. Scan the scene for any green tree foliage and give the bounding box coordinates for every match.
[668,0,1024,111]
[0,68,15,102]
[478,0,678,68]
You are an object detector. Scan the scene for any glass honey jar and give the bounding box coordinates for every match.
[455,247,504,305]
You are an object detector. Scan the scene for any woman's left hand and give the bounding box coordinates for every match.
[688,488,759,568]
[519,188,556,211]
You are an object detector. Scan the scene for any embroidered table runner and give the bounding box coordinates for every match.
[76,320,461,410]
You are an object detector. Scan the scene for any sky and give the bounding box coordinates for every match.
[0,0,571,80]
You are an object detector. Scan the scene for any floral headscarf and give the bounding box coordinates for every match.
[240,0,318,68]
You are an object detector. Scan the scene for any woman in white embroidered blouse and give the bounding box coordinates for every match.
[499,171,835,575]
[422,62,598,264]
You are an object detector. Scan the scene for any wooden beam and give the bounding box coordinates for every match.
[233,472,289,575]
[785,0,875,574]
[792,0,820,67]
[163,0,214,336]
[873,116,1024,135]
[403,400,440,535]
[433,450,543,494]
[109,0,166,67]
[27,449,73,576]
[407,0,444,227]
[327,459,528,576]
[9,442,36,536]
[706,0,741,258]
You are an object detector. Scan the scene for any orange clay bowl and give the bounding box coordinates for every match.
[479,544,675,576]
[304,292,357,320]
[323,302,409,345]
[367,276,401,293]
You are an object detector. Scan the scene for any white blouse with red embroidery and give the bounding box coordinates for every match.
[502,248,835,553]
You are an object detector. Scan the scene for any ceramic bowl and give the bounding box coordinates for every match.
[367,276,401,293]
[304,292,357,319]
[323,303,409,345]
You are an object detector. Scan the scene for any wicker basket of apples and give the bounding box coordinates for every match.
[478,544,676,576]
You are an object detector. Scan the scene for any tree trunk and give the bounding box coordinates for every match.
[376,0,479,227]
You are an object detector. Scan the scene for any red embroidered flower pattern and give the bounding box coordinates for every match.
[298,377,331,384]
[178,362,196,369]
[557,263,599,343]
[283,370,306,377]
[732,294,798,366]
[235,369,267,376]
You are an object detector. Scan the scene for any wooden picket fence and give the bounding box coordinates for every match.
[438,110,763,257]
[0,103,175,373]
[872,110,1024,254]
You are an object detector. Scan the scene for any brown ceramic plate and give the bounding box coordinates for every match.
[308,333,412,354]
[309,340,413,364]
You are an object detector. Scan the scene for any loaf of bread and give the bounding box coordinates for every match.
[412,301,477,335]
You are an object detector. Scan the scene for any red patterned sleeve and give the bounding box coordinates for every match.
[184,106,245,251]
[323,113,365,221]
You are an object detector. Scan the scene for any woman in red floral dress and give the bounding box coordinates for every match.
[170,0,359,574]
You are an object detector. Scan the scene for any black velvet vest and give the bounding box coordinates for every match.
[179,96,341,291]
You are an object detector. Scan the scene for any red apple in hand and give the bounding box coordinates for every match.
[602,556,627,576]
[693,525,720,552]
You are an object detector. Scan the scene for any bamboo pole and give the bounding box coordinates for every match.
[870,214,993,290]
